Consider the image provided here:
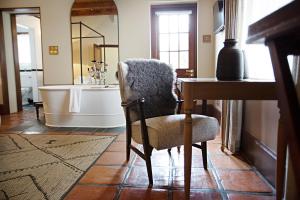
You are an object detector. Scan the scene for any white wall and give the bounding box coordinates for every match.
[115,0,151,60]
[197,0,216,78]
[0,0,74,85]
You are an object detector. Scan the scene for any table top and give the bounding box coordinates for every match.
[247,1,300,44]
[178,78,275,83]
[177,78,277,100]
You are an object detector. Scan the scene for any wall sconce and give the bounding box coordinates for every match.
[49,46,59,55]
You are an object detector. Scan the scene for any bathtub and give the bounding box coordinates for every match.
[39,85,125,128]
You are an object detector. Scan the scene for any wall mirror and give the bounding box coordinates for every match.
[71,0,119,85]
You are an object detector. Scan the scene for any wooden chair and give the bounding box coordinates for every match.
[118,59,219,185]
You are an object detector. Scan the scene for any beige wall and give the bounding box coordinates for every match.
[197,0,216,78]
[244,101,279,152]
[0,0,217,82]
[0,0,74,85]
[1,0,218,109]
[115,0,151,60]
[116,0,216,78]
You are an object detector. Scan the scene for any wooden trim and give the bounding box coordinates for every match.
[17,32,29,35]
[71,0,118,16]
[0,7,39,13]
[150,3,197,78]
[94,44,119,48]
[241,130,276,187]
[0,11,10,114]
[10,14,22,112]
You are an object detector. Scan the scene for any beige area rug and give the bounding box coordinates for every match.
[0,134,115,200]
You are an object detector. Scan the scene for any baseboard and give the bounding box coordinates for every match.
[0,104,9,115]
[241,130,276,187]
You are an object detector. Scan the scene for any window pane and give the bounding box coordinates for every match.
[159,33,169,51]
[159,15,169,33]
[169,33,178,51]
[160,51,169,64]
[180,51,189,69]
[169,15,178,33]
[179,33,188,51]
[179,14,189,32]
[17,34,31,68]
[170,52,179,69]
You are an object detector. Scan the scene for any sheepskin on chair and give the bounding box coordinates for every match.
[124,59,177,121]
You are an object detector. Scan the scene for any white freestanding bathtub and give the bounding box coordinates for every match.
[39,85,125,128]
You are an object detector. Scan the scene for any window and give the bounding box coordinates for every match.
[17,33,31,69]
[240,0,293,79]
[151,4,197,77]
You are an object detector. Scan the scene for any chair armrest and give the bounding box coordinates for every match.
[121,98,145,108]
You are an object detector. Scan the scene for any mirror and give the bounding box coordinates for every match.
[71,0,119,85]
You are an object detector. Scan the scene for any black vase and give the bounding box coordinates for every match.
[216,39,244,80]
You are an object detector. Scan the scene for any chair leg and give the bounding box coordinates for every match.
[126,131,131,161]
[202,142,208,169]
[144,146,153,185]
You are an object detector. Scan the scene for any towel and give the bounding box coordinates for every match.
[69,87,82,113]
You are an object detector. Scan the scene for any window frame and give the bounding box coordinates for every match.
[151,3,197,77]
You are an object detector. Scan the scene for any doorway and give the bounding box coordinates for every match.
[0,8,43,114]
[14,14,43,107]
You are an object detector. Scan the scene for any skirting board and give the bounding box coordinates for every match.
[241,130,277,187]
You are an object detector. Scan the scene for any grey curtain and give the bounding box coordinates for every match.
[222,0,243,153]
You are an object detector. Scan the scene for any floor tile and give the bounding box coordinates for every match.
[172,190,222,200]
[116,133,126,141]
[96,151,130,166]
[173,168,217,189]
[170,154,204,168]
[106,141,126,152]
[134,151,170,167]
[119,187,168,200]
[217,170,273,192]
[125,166,170,187]
[210,154,251,170]
[228,193,275,200]
[64,185,117,200]
[94,132,119,136]
[207,143,224,154]
[80,165,128,185]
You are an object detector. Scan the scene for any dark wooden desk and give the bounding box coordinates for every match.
[247,1,300,198]
[178,78,277,199]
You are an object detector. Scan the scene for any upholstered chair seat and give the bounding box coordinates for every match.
[132,114,218,150]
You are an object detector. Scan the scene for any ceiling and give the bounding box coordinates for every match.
[71,0,118,16]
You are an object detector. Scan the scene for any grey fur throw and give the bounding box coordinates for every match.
[124,59,177,119]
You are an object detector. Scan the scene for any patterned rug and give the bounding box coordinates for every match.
[0,134,115,200]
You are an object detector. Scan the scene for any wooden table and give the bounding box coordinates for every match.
[247,1,300,198]
[178,78,277,199]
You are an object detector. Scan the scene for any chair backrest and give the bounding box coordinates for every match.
[118,59,177,122]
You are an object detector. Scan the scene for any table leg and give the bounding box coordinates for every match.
[276,116,287,200]
[221,100,228,151]
[184,86,193,200]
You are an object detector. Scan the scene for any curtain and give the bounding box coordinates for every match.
[222,0,244,153]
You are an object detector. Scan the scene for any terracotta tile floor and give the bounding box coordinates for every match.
[0,106,276,200]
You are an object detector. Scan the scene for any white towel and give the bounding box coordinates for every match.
[69,87,82,113]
